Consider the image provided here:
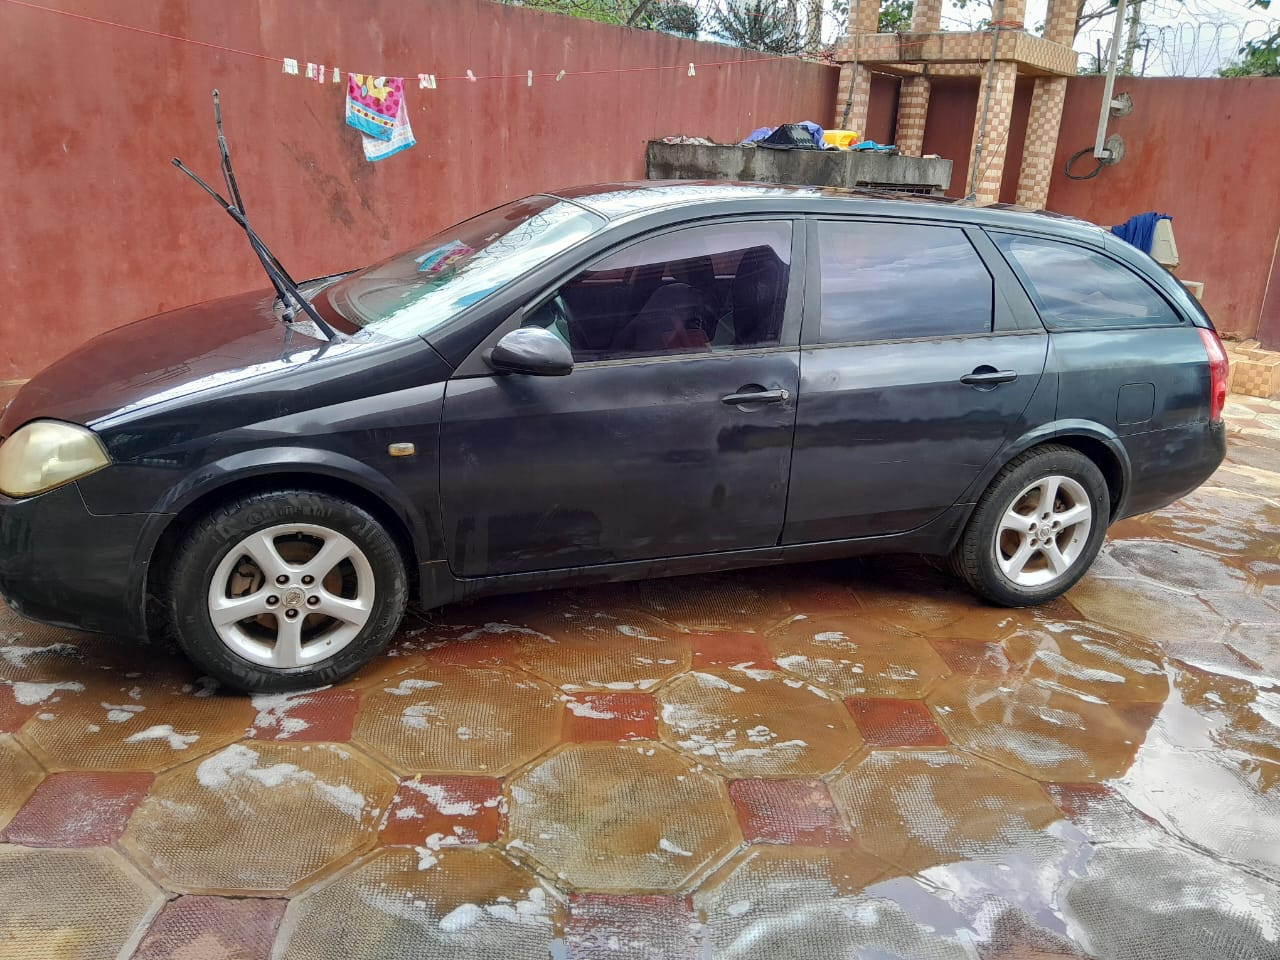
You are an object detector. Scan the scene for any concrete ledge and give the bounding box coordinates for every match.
[645,143,953,194]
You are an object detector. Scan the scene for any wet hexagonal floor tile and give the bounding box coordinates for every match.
[276,846,564,960]
[1104,538,1252,594]
[634,572,793,632]
[353,664,562,776]
[829,749,1061,874]
[1175,667,1280,765]
[1003,621,1170,704]
[1224,622,1280,676]
[1115,732,1280,883]
[0,844,164,960]
[18,672,255,772]
[1139,486,1280,557]
[121,741,397,894]
[512,616,690,692]
[694,846,991,960]
[505,742,740,892]
[1062,844,1280,960]
[0,734,43,830]
[1067,576,1226,646]
[767,616,951,699]
[927,676,1153,782]
[657,668,861,777]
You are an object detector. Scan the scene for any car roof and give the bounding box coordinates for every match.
[550,180,1108,243]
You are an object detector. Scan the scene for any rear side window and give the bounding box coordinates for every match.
[992,232,1178,328]
[816,221,993,343]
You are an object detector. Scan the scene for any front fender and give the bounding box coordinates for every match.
[127,447,442,617]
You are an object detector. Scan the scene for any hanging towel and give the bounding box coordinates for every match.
[362,96,416,161]
[1112,212,1172,255]
[346,74,402,141]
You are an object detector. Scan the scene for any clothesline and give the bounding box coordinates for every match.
[2,0,809,84]
[1,0,968,86]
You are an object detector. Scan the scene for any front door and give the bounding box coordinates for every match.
[783,218,1049,543]
[440,219,803,577]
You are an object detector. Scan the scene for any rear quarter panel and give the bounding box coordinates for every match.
[1052,324,1219,516]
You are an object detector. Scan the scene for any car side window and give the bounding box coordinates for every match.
[991,232,1178,328]
[523,221,792,362]
[816,221,993,343]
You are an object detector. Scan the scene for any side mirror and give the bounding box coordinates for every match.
[488,327,574,376]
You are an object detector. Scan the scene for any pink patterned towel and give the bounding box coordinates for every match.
[346,74,402,141]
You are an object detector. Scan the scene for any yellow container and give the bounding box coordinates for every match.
[823,129,859,149]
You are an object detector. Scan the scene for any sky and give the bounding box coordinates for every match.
[941,0,1280,75]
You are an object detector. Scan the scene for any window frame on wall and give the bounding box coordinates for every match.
[987,229,1187,333]
[515,216,808,368]
[800,217,1031,349]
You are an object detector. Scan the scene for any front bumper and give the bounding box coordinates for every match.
[0,481,153,637]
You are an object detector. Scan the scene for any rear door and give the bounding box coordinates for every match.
[782,217,1049,543]
[439,218,804,577]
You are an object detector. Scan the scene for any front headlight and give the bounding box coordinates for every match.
[0,420,111,498]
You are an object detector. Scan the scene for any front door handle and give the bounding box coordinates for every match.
[722,388,790,405]
[960,368,1018,387]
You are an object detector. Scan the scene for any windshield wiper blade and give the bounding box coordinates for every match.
[171,90,340,342]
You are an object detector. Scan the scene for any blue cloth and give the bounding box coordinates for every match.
[1112,212,1172,254]
[742,126,773,144]
[852,139,897,153]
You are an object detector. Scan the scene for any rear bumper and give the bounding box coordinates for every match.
[0,482,152,637]
[1117,419,1227,520]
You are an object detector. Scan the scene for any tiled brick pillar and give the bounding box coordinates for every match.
[835,63,874,133]
[1014,0,1077,207]
[1043,0,1079,45]
[894,0,942,154]
[895,78,930,155]
[967,60,1018,203]
[1015,77,1067,208]
[835,0,883,133]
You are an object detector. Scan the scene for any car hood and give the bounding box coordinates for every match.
[1,288,358,433]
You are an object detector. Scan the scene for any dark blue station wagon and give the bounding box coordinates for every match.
[0,182,1229,691]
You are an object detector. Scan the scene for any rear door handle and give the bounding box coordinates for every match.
[722,388,790,405]
[960,368,1018,386]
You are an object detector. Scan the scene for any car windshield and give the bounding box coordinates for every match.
[324,195,604,338]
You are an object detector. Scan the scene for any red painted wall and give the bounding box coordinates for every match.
[1049,77,1280,345]
[924,75,1280,343]
[0,0,837,380]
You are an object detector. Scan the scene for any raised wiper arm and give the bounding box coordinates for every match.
[170,91,340,342]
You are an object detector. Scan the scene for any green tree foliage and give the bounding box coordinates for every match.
[648,0,702,35]
[706,0,807,54]
[878,0,915,31]
[1219,0,1278,76]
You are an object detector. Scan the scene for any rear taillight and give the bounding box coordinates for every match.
[1198,327,1229,422]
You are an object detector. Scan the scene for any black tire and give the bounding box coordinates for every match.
[948,445,1109,607]
[168,489,408,692]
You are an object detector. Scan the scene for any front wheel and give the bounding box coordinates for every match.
[949,445,1109,606]
[168,489,408,692]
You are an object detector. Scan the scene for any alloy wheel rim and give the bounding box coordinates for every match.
[994,474,1093,588]
[206,523,375,668]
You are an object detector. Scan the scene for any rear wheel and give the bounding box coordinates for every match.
[949,445,1109,606]
[168,489,407,692]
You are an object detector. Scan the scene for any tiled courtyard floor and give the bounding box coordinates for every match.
[1,397,1278,959]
